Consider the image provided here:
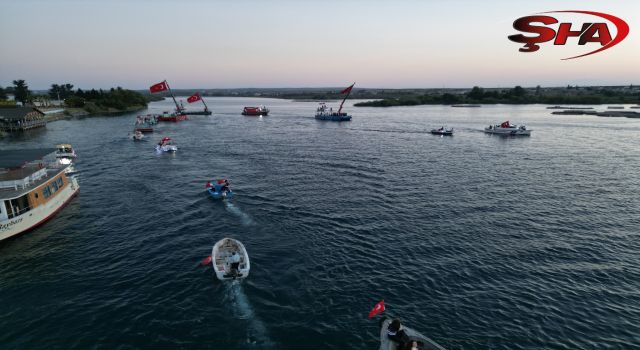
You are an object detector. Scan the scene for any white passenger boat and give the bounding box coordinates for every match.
[484,121,531,136]
[379,318,446,350]
[0,148,80,241]
[211,237,250,280]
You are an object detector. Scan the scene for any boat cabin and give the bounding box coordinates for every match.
[0,149,69,221]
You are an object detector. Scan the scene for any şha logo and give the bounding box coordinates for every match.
[508,10,629,60]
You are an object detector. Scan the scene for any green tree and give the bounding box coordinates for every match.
[49,84,61,99]
[468,86,484,100]
[0,86,6,100]
[512,86,526,97]
[49,83,75,100]
[12,79,31,104]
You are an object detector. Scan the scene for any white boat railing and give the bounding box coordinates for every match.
[0,164,59,191]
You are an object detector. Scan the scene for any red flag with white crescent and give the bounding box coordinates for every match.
[149,81,168,93]
[368,300,385,318]
[200,255,212,266]
[340,83,355,94]
[187,92,201,103]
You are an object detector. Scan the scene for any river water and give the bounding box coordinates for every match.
[1,98,639,349]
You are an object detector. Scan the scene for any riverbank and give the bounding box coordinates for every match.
[41,105,147,122]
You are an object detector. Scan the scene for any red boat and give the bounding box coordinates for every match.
[157,112,188,122]
[242,106,269,116]
[135,126,153,133]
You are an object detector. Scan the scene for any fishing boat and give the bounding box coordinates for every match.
[149,80,188,122]
[184,92,212,115]
[315,83,354,121]
[484,121,531,136]
[212,237,250,280]
[379,317,446,350]
[155,137,178,152]
[430,127,453,136]
[242,106,269,116]
[206,179,234,199]
[0,148,80,241]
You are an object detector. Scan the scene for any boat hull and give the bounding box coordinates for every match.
[484,128,531,136]
[135,127,153,133]
[207,187,233,200]
[212,238,250,281]
[315,114,352,121]
[157,114,188,122]
[184,110,212,115]
[0,176,80,241]
[155,145,178,152]
[430,130,453,136]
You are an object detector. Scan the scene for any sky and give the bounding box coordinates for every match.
[1,0,639,90]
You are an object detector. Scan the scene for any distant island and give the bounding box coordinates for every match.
[353,85,640,107]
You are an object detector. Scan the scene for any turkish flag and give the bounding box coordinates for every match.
[187,92,201,103]
[368,300,385,318]
[200,255,212,266]
[150,81,168,93]
[340,83,355,94]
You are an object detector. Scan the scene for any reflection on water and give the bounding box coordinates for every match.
[1,99,639,349]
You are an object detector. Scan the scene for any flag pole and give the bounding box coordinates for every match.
[164,80,181,113]
[338,82,355,114]
[200,94,209,111]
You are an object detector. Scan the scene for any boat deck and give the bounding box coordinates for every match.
[0,165,68,199]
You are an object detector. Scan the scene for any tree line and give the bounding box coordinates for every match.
[1,79,149,111]
[355,85,640,107]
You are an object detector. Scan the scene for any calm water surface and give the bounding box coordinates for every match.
[1,98,639,349]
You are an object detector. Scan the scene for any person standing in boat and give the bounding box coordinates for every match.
[387,319,409,349]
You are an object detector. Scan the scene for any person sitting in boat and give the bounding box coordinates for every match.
[227,251,241,276]
[220,179,230,193]
[387,319,409,349]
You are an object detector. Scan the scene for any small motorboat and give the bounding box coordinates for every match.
[430,127,453,136]
[242,106,269,116]
[484,121,531,136]
[379,317,446,350]
[212,237,250,281]
[56,144,76,159]
[206,179,234,199]
[55,144,76,165]
[130,131,144,141]
[155,137,178,152]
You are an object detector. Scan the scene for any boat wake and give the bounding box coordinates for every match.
[223,281,275,348]
[224,201,254,226]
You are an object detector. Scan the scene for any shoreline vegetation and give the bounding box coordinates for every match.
[1,80,157,119]
[148,85,640,107]
[352,85,640,107]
